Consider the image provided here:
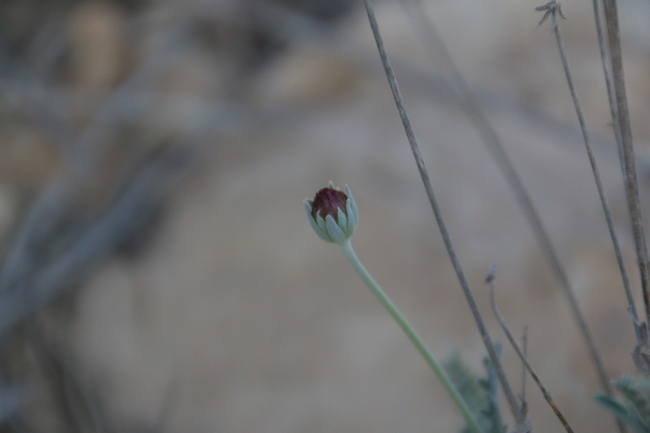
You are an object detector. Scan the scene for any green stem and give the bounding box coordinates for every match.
[339,240,482,433]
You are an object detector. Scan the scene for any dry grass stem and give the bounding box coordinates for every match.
[520,325,528,410]
[537,3,630,430]
[401,0,616,419]
[363,0,526,427]
[601,0,650,376]
[487,272,573,433]
[589,0,641,340]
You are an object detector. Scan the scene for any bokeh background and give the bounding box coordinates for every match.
[2,0,650,431]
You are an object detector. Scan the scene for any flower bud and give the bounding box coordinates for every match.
[304,182,358,244]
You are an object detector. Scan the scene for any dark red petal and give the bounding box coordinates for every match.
[311,187,348,220]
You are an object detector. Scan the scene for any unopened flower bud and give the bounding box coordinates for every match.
[304,182,358,244]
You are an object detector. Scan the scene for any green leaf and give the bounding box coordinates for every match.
[595,394,649,433]
[595,376,650,433]
[480,344,506,433]
[445,348,506,433]
[615,376,650,422]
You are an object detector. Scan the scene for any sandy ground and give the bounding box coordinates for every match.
[5,0,650,431]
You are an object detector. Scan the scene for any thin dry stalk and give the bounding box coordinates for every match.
[591,0,641,340]
[537,4,631,430]
[538,0,624,391]
[520,325,528,409]
[591,0,626,183]
[401,0,617,414]
[487,273,574,433]
[362,0,526,427]
[602,0,650,328]
[590,0,642,340]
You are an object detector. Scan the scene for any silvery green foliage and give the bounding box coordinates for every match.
[596,376,650,433]
[445,346,507,433]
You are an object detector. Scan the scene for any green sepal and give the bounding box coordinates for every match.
[305,200,331,242]
[337,206,348,236]
[325,214,347,244]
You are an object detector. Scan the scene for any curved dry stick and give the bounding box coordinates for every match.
[400,0,615,407]
[362,0,525,426]
[538,0,623,400]
[487,275,574,433]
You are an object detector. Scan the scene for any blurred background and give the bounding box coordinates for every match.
[1,0,650,431]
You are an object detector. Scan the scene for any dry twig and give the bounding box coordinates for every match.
[600,0,650,373]
[362,0,527,428]
[487,269,573,433]
[402,0,617,409]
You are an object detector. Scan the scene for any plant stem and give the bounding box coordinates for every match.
[591,0,640,341]
[362,0,524,426]
[547,4,618,402]
[339,240,482,433]
[404,0,617,408]
[602,0,650,329]
[488,279,573,433]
